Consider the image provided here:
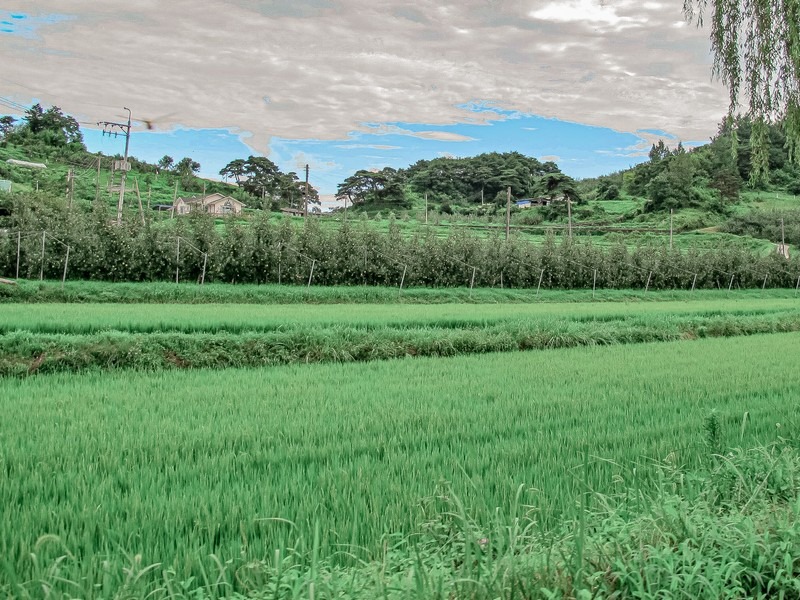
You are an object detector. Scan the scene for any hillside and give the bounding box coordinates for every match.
[0,107,798,256]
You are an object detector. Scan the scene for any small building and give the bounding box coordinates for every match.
[516,197,553,208]
[281,207,305,216]
[776,243,790,260]
[174,193,245,216]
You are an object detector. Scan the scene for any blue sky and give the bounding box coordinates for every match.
[82,108,703,195]
[1,2,726,196]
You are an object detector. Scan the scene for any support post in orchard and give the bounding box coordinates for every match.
[200,252,208,285]
[505,187,511,241]
[536,268,545,297]
[644,270,653,293]
[175,237,181,284]
[669,209,674,250]
[567,198,573,240]
[61,246,70,289]
[39,231,46,281]
[15,230,21,279]
[307,259,316,288]
[762,273,768,290]
[728,273,735,292]
[469,266,477,296]
[592,268,597,299]
[399,264,407,291]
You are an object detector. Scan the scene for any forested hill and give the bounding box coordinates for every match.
[580,117,800,211]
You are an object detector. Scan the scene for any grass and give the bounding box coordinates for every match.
[4,280,800,305]
[3,296,800,334]
[1,333,799,597]
[2,297,800,375]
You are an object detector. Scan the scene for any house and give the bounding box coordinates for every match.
[173,193,245,216]
[515,198,553,208]
[280,207,321,217]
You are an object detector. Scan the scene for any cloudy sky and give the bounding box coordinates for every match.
[0,1,727,195]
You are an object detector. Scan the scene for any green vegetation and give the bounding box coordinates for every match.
[2,295,799,375]
[1,334,799,597]
[6,296,800,333]
[7,279,800,305]
[3,193,798,287]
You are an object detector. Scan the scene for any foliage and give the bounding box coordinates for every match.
[621,116,800,212]
[336,167,408,207]
[405,151,561,205]
[684,0,800,172]
[2,103,85,159]
[220,156,319,210]
[2,192,799,287]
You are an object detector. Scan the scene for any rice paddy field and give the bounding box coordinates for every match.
[2,283,800,598]
[4,296,800,334]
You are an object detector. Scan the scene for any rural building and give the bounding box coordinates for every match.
[516,197,553,208]
[280,207,305,216]
[174,193,245,215]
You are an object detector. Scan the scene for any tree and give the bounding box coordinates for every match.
[175,157,200,177]
[157,155,174,172]
[19,104,83,147]
[336,168,407,207]
[0,115,15,140]
[684,0,800,180]
[219,156,281,201]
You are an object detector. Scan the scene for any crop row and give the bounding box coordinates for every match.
[4,279,800,305]
[3,297,798,335]
[3,310,800,375]
[2,215,799,287]
[1,334,799,591]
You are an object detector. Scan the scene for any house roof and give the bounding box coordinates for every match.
[176,193,245,208]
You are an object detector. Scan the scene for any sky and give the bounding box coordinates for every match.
[0,1,728,196]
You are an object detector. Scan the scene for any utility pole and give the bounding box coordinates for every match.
[425,192,428,225]
[304,164,310,218]
[98,107,132,225]
[505,186,511,241]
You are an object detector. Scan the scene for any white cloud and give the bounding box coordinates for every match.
[0,0,727,157]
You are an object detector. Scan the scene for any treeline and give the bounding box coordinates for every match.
[335,152,581,211]
[2,192,797,289]
[587,117,800,212]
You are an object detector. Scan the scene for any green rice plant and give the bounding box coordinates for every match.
[1,333,799,595]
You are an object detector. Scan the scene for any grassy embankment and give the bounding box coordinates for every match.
[1,333,799,598]
[2,290,799,375]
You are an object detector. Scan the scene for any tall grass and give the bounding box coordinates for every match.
[2,309,800,375]
[1,333,799,594]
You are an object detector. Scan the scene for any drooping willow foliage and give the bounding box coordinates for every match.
[684,0,800,182]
